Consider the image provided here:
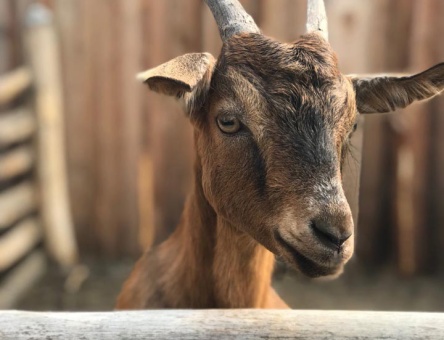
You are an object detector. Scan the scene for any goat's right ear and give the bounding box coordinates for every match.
[137,52,216,114]
[351,63,444,114]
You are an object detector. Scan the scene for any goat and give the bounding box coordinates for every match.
[116,0,444,309]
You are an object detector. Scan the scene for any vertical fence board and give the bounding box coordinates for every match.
[55,0,98,253]
[403,0,444,273]
[117,0,142,256]
[430,0,444,272]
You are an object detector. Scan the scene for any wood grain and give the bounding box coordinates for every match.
[0,309,443,339]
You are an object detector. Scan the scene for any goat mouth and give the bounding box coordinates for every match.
[273,230,342,278]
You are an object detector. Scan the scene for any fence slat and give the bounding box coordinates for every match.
[0,309,443,339]
[0,107,36,148]
[0,67,32,106]
[0,146,34,182]
[0,182,37,229]
[0,217,42,272]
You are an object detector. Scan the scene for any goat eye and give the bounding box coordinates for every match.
[216,116,241,134]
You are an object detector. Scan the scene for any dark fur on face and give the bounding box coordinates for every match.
[195,33,356,277]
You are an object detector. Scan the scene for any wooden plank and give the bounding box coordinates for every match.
[0,217,42,272]
[90,0,122,256]
[0,146,34,182]
[0,182,37,229]
[391,0,440,274]
[24,3,78,268]
[0,310,443,339]
[0,107,36,148]
[116,0,142,256]
[53,0,97,254]
[0,67,32,107]
[0,250,46,309]
[429,0,444,271]
[259,0,306,41]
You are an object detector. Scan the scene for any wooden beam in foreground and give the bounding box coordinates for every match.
[0,309,442,339]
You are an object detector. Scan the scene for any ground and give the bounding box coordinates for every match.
[17,259,444,311]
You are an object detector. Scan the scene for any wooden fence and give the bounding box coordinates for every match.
[1,309,444,339]
[1,0,444,275]
[0,2,79,308]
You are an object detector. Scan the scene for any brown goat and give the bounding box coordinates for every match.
[116,0,444,309]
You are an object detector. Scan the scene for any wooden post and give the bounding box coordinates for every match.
[24,3,78,269]
[0,310,443,339]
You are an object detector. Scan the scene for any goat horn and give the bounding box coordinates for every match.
[306,0,329,41]
[204,0,260,42]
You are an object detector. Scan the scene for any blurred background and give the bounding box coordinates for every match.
[0,0,443,311]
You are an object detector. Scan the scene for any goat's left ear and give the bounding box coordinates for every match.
[351,63,444,114]
[137,52,216,115]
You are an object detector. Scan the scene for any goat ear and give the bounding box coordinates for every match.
[137,52,216,114]
[351,63,444,114]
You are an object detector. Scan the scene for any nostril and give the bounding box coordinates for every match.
[310,220,352,249]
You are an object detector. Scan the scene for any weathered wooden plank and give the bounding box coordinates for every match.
[0,217,42,272]
[0,310,443,339]
[0,107,36,148]
[24,3,78,268]
[0,146,34,182]
[53,0,97,254]
[116,0,142,256]
[0,250,46,309]
[429,0,444,271]
[0,67,32,106]
[0,182,37,229]
[391,0,440,275]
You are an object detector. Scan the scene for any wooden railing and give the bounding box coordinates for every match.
[0,65,43,309]
[0,309,443,339]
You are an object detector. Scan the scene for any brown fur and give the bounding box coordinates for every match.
[117,32,444,309]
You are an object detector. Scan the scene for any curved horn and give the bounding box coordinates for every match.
[306,0,329,41]
[204,0,260,42]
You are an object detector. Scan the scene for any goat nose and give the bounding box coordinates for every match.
[310,218,352,250]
